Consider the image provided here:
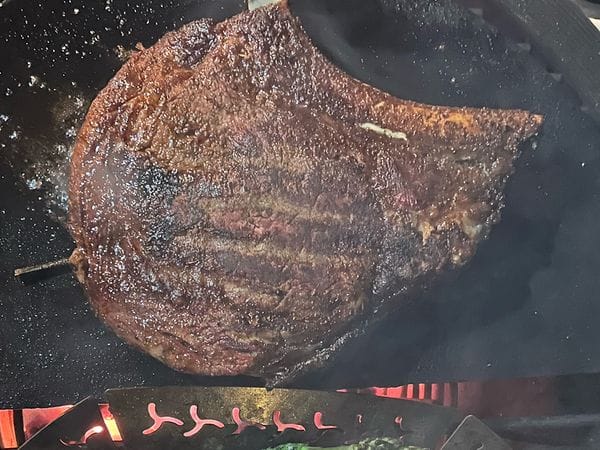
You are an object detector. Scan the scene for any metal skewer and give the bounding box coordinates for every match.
[14,257,72,277]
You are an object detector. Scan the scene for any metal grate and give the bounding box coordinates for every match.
[356,383,460,408]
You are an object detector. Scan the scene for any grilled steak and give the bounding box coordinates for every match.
[68,1,542,382]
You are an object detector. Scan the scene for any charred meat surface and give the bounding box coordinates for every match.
[68,2,542,381]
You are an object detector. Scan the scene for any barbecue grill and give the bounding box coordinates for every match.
[2,0,600,448]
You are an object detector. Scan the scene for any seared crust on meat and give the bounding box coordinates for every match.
[68,2,542,380]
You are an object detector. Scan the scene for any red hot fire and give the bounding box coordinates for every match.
[141,402,403,438]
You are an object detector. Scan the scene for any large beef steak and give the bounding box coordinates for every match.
[68,2,542,382]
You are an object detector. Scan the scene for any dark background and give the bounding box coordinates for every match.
[1,0,600,408]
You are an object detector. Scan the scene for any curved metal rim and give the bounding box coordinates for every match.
[470,0,600,122]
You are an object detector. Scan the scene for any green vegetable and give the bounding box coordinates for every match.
[264,437,427,450]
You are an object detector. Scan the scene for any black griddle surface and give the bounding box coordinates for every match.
[1,0,600,407]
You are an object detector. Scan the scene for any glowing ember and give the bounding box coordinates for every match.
[272,410,305,432]
[313,412,338,430]
[99,404,123,442]
[353,383,460,408]
[142,403,184,435]
[183,405,225,437]
[232,407,267,434]
[0,410,17,449]
[394,416,405,431]
[59,425,104,446]
[82,425,104,443]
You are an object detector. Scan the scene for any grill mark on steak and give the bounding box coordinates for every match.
[68,1,542,381]
[202,195,358,226]
[204,212,374,255]
[183,234,364,269]
[169,231,372,304]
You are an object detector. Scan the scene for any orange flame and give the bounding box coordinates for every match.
[99,404,123,442]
